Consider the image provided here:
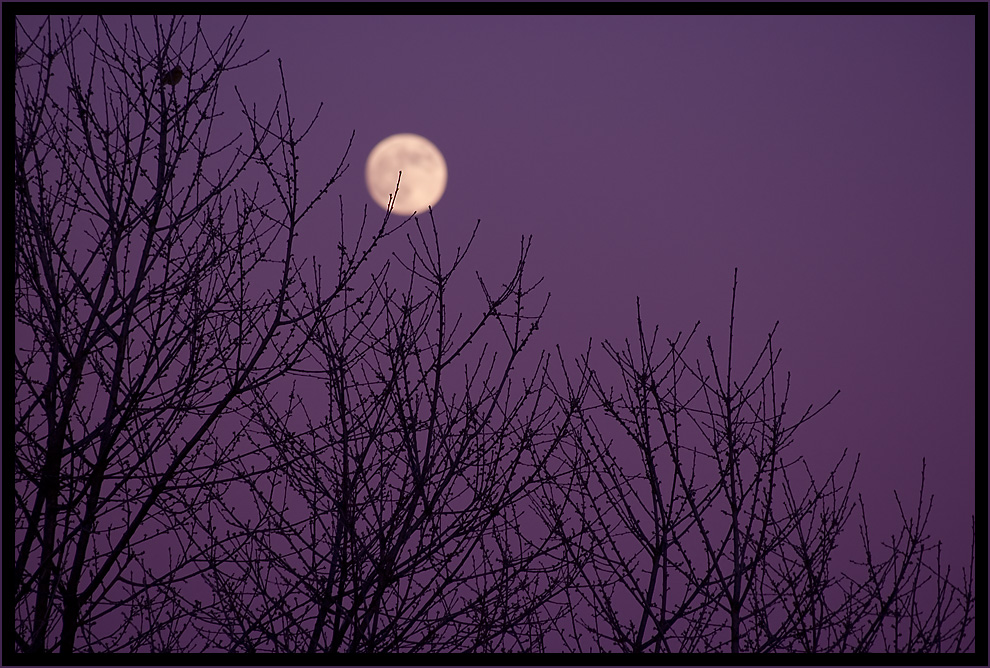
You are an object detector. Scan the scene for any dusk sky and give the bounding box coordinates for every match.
[12,12,978,653]
[209,13,976,566]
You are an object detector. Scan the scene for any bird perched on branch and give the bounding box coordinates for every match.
[160,66,183,87]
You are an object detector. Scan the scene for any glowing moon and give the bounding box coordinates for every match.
[365,133,447,215]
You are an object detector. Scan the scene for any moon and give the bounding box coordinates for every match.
[365,133,447,215]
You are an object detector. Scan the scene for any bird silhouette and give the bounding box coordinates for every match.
[160,66,183,87]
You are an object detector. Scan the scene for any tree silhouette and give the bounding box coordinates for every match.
[13,15,402,652]
[179,220,592,652]
[546,272,975,652]
[12,15,975,654]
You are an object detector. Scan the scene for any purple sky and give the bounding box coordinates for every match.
[210,14,975,566]
[11,11,978,654]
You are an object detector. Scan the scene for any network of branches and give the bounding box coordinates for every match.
[12,16,976,654]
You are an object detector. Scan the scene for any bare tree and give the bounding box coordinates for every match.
[13,16,395,652]
[175,219,586,652]
[13,15,583,653]
[549,270,976,652]
[13,14,974,655]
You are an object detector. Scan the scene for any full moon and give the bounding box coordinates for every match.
[365,133,447,215]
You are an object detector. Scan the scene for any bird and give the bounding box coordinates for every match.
[160,66,183,87]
